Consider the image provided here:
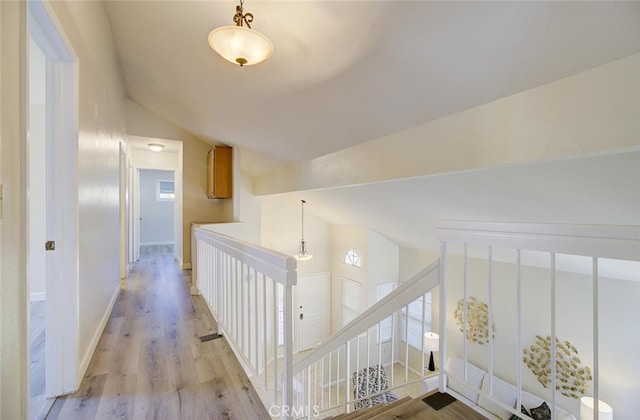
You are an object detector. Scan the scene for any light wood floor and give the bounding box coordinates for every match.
[47,247,270,419]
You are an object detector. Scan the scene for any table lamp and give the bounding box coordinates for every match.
[423,332,440,372]
[580,396,613,420]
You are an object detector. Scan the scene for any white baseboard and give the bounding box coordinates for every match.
[77,285,120,383]
[30,292,46,302]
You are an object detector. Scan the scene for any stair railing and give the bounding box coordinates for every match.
[192,226,297,416]
[290,258,441,418]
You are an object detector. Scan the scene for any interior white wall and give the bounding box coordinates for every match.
[202,170,262,245]
[261,194,331,276]
[1,2,29,417]
[444,250,640,418]
[131,147,179,170]
[399,247,439,284]
[45,0,126,384]
[28,37,46,301]
[254,53,640,195]
[367,231,399,307]
[138,169,174,245]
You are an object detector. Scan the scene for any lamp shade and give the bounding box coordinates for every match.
[423,332,439,352]
[295,241,313,261]
[148,143,164,152]
[208,25,273,66]
[580,397,613,420]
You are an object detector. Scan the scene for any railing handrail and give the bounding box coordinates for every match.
[435,221,640,261]
[194,227,298,286]
[292,258,440,374]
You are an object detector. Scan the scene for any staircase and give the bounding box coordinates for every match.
[324,390,487,420]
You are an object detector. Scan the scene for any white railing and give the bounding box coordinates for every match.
[193,227,297,415]
[435,222,640,420]
[290,259,441,418]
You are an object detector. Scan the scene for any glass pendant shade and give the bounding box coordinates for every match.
[295,240,313,262]
[208,25,273,66]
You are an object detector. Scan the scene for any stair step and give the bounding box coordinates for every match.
[326,390,487,420]
[367,396,430,420]
[336,396,412,420]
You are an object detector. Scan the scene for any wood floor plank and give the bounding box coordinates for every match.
[93,373,137,419]
[47,374,108,419]
[48,247,270,419]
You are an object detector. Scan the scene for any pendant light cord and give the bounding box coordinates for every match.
[301,200,306,241]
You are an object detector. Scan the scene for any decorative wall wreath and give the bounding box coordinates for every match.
[523,335,592,399]
[454,297,495,345]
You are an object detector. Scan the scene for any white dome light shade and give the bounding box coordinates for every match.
[208,25,273,66]
[148,143,165,152]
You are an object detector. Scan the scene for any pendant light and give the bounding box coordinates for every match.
[295,200,313,261]
[208,0,273,67]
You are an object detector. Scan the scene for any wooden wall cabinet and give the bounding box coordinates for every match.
[207,146,232,199]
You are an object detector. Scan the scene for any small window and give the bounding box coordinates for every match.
[344,250,361,267]
[156,180,175,201]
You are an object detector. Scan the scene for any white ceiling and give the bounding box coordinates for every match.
[104,1,640,166]
[106,1,639,273]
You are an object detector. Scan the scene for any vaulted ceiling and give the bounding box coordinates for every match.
[105,1,640,255]
[104,1,640,166]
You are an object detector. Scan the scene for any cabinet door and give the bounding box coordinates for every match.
[207,146,232,198]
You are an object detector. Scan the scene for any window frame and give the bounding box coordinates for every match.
[156,179,175,201]
[344,250,361,267]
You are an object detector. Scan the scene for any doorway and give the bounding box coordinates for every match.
[296,272,330,352]
[138,169,175,258]
[27,1,79,418]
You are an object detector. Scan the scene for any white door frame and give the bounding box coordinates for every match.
[128,144,183,265]
[128,160,135,264]
[133,167,141,261]
[29,0,79,397]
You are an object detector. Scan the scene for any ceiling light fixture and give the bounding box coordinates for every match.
[208,0,273,67]
[295,200,313,262]
[148,143,165,152]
